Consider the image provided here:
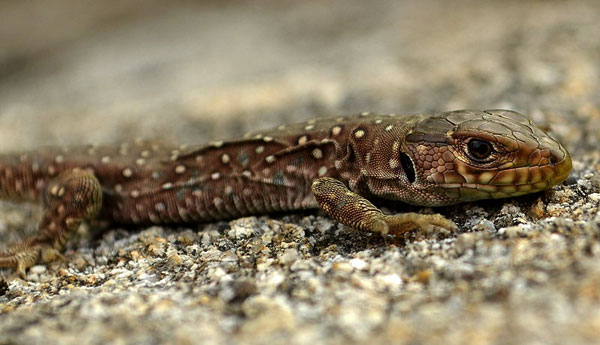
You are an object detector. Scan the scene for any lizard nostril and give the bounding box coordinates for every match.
[548,147,566,165]
[549,150,563,165]
[399,152,416,183]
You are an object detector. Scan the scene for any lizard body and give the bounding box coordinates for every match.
[0,109,572,277]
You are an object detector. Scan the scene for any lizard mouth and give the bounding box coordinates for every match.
[438,153,572,201]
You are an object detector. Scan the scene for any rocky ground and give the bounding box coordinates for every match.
[1,0,600,344]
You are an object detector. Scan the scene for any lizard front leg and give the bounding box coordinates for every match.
[0,169,102,278]
[311,177,456,237]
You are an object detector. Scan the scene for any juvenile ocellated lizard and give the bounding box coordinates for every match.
[0,109,572,277]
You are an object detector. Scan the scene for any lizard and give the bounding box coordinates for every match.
[0,109,572,278]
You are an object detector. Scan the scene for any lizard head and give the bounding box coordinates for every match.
[397,109,572,205]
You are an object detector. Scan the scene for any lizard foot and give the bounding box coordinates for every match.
[0,169,102,278]
[312,177,456,238]
[382,212,457,237]
[0,243,41,279]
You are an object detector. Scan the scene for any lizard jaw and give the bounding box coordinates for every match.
[437,149,572,201]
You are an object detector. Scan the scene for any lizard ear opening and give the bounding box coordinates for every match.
[399,152,416,183]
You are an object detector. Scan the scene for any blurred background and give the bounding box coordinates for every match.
[2,1,600,345]
[0,0,597,154]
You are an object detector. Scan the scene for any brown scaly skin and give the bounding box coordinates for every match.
[0,109,571,278]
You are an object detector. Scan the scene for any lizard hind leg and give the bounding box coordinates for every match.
[0,169,103,278]
[311,177,456,237]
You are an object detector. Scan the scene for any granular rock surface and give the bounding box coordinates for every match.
[1,1,600,344]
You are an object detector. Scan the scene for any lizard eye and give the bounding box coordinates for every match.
[466,139,494,162]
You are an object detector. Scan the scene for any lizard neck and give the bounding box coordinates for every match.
[335,115,426,202]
